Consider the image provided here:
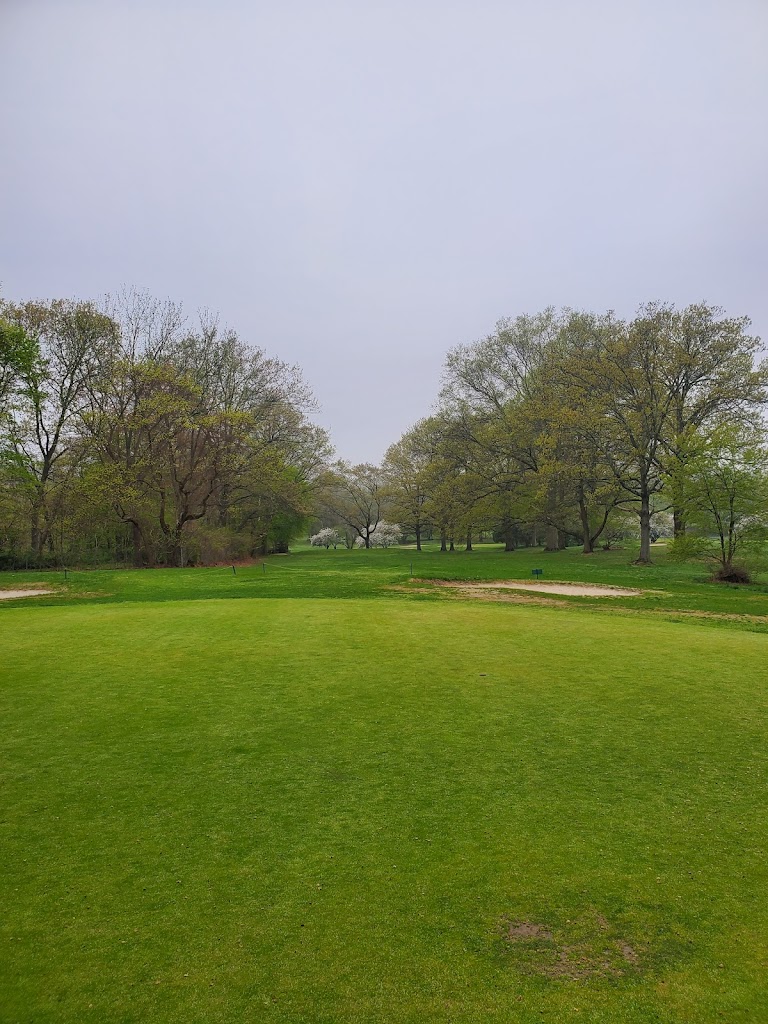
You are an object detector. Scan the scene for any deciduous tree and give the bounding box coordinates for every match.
[669,424,768,581]
[320,462,387,549]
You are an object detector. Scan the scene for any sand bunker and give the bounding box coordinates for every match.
[0,588,55,600]
[426,579,642,598]
[479,581,642,597]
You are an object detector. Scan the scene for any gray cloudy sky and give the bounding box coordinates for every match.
[2,1,767,462]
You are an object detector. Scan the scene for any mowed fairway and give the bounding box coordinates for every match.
[2,571,768,1021]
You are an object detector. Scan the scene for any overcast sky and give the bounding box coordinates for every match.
[2,1,767,461]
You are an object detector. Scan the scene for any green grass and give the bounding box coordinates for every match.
[3,542,768,623]
[1,546,767,1021]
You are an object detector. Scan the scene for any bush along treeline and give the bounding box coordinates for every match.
[310,303,768,581]
[0,290,331,568]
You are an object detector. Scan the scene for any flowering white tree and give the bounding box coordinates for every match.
[368,522,402,548]
[318,461,387,548]
[310,527,341,549]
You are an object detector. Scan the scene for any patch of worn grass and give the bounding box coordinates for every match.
[498,910,641,981]
[1,596,767,1022]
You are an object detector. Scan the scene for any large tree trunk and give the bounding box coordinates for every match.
[30,514,41,557]
[169,525,186,568]
[543,525,562,551]
[30,494,45,556]
[31,461,54,557]
[440,526,447,552]
[577,488,593,553]
[672,410,687,538]
[449,537,455,552]
[465,528,472,552]
[502,521,516,552]
[130,521,144,567]
[673,506,686,537]
[637,485,652,563]
[542,482,561,552]
[415,523,422,552]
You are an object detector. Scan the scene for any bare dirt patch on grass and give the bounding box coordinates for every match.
[503,921,553,941]
[498,911,642,981]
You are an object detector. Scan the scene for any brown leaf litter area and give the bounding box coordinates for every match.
[498,911,641,981]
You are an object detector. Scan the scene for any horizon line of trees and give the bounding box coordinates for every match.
[3,294,767,581]
[312,302,768,581]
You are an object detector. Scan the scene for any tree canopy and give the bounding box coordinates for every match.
[0,291,329,567]
[2,293,765,579]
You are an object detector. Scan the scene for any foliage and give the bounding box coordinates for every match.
[0,291,328,566]
[667,425,768,581]
[413,301,767,563]
[382,418,443,551]
[0,318,39,410]
[3,293,766,573]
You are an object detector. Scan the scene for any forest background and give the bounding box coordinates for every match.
[1,292,765,581]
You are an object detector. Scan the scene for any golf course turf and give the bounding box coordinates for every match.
[1,545,767,1022]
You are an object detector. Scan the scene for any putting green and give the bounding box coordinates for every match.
[1,595,767,1023]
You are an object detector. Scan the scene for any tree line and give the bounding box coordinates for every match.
[2,295,766,580]
[315,303,768,580]
[0,291,329,568]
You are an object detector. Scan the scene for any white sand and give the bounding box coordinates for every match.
[0,589,55,600]
[474,581,642,598]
